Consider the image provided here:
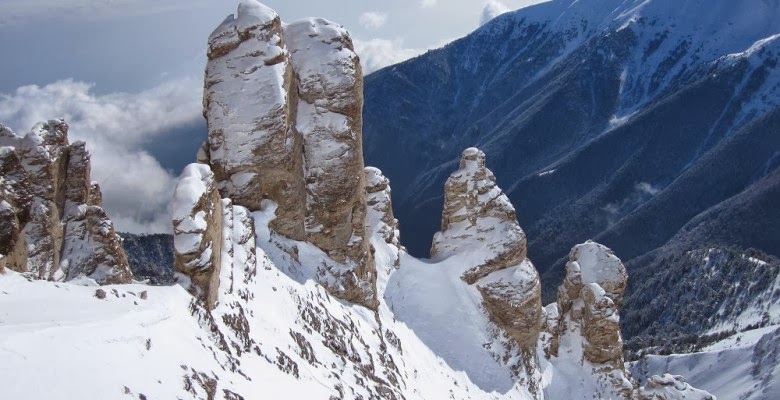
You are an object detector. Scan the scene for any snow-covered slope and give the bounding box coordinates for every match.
[1,1,768,399]
[630,325,780,400]
[0,207,500,399]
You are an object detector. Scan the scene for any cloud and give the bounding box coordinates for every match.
[418,0,437,8]
[358,11,388,30]
[634,182,660,196]
[353,38,424,74]
[480,0,511,26]
[0,0,212,26]
[0,78,203,234]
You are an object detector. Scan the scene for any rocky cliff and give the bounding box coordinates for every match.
[190,1,375,309]
[0,2,738,399]
[0,119,132,284]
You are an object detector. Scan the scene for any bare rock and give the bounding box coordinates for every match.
[365,167,400,248]
[431,147,542,391]
[477,260,542,352]
[60,205,133,284]
[431,147,527,284]
[0,120,132,284]
[541,241,635,398]
[87,182,102,207]
[23,197,63,280]
[173,163,223,309]
[203,0,306,240]
[287,17,370,263]
[0,193,26,272]
[198,2,378,310]
[581,282,623,366]
[431,148,541,352]
[64,141,91,207]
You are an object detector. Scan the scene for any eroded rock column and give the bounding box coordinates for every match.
[197,1,378,310]
[173,164,223,308]
[432,147,542,393]
[203,1,306,240]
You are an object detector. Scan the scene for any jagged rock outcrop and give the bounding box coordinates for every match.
[431,147,528,284]
[554,242,628,366]
[0,120,132,284]
[542,241,633,396]
[287,17,374,280]
[59,205,133,284]
[540,241,712,399]
[431,147,542,391]
[365,167,402,285]
[203,1,306,240]
[194,0,376,309]
[365,167,400,248]
[172,164,223,308]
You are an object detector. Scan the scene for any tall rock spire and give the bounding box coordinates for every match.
[432,147,543,396]
[191,0,377,309]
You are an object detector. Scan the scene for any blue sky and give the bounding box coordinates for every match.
[0,0,543,233]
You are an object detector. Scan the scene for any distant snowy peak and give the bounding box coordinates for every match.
[470,0,780,115]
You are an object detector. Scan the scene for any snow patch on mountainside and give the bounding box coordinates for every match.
[0,206,516,399]
[631,325,780,400]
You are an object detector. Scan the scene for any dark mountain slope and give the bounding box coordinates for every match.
[362,0,780,304]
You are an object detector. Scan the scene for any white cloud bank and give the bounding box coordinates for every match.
[418,0,438,8]
[0,0,213,26]
[359,11,388,30]
[480,0,512,26]
[354,38,424,74]
[0,78,203,234]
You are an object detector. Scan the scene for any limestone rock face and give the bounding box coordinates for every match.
[542,241,637,397]
[0,120,132,284]
[431,147,527,284]
[203,1,305,240]
[567,241,627,366]
[432,147,542,392]
[287,17,370,265]
[539,241,713,399]
[196,1,376,309]
[60,205,133,284]
[64,141,91,207]
[172,163,223,309]
[365,167,400,248]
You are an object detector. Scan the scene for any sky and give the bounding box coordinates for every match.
[0,0,545,234]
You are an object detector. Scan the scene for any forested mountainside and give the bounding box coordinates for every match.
[363,0,780,308]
